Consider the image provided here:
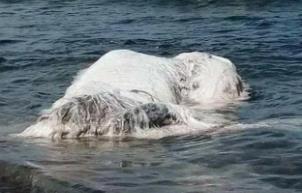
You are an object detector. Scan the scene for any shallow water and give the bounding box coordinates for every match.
[0,0,302,192]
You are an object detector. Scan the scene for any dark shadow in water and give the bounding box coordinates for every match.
[0,160,105,193]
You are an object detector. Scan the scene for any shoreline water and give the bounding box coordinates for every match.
[0,0,301,192]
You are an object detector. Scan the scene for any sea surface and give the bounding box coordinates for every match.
[0,0,302,192]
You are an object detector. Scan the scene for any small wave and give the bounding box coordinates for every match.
[10,78,30,84]
[0,101,7,107]
[0,39,25,45]
[0,65,19,72]
[0,160,102,193]
[224,15,263,22]
[173,17,204,23]
[115,18,135,24]
[0,57,7,64]
[122,38,161,45]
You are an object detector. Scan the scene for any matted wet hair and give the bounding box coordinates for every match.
[33,92,183,139]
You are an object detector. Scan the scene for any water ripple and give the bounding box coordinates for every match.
[0,0,302,192]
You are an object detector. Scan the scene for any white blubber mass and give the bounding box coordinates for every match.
[20,50,248,139]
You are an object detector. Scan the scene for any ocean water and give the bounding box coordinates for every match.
[0,0,302,192]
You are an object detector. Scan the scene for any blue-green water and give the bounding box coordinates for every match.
[0,0,302,192]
